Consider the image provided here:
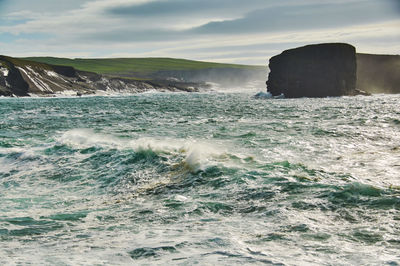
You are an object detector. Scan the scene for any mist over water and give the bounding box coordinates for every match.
[0,92,399,265]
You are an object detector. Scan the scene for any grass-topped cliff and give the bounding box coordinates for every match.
[23,57,265,82]
[2,56,51,71]
[1,55,212,97]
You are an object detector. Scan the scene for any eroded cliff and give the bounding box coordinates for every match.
[0,56,203,97]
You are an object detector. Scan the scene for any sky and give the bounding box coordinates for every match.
[0,0,399,64]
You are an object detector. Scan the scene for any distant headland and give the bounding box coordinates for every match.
[266,43,400,98]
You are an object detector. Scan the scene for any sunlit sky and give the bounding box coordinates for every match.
[0,0,399,64]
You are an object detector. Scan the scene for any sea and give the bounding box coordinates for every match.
[0,91,399,265]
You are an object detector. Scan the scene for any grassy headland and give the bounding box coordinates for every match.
[23,57,264,79]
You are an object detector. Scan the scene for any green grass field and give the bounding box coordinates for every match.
[1,55,55,71]
[23,57,264,77]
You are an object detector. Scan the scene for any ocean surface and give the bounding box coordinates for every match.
[0,92,399,265]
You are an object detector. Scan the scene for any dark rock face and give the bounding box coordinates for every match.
[267,43,357,98]
[0,60,29,96]
[51,65,77,78]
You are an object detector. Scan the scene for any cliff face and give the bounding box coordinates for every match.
[266,43,358,98]
[0,56,203,97]
[0,59,29,96]
[356,53,400,94]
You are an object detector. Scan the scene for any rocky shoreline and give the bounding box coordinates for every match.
[0,56,209,97]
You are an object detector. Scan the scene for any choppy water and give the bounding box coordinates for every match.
[1,92,399,265]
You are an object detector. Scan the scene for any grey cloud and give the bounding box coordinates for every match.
[0,0,4,10]
[191,1,399,34]
[107,0,276,17]
[85,0,399,43]
[388,0,400,13]
[101,0,398,42]
[3,0,91,13]
[83,28,188,42]
[177,42,295,55]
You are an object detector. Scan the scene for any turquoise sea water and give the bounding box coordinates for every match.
[0,92,399,265]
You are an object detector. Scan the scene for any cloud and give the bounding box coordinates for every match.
[0,0,6,13]
[1,0,93,13]
[192,1,400,35]
[388,0,400,13]
[0,0,399,63]
[107,0,269,18]
[85,28,187,42]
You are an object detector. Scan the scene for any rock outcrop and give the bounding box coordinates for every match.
[0,55,206,97]
[266,43,358,98]
[0,58,29,96]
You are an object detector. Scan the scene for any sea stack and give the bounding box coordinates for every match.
[266,43,357,98]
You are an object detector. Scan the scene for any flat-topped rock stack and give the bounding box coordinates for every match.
[266,43,359,98]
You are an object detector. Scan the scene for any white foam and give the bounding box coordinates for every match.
[94,90,137,96]
[174,195,189,201]
[129,137,226,171]
[58,129,120,149]
[254,91,272,99]
[140,89,162,94]
[55,90,79,96]
[57,129,235,172]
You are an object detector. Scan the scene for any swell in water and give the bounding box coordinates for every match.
[0,93,399,264]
